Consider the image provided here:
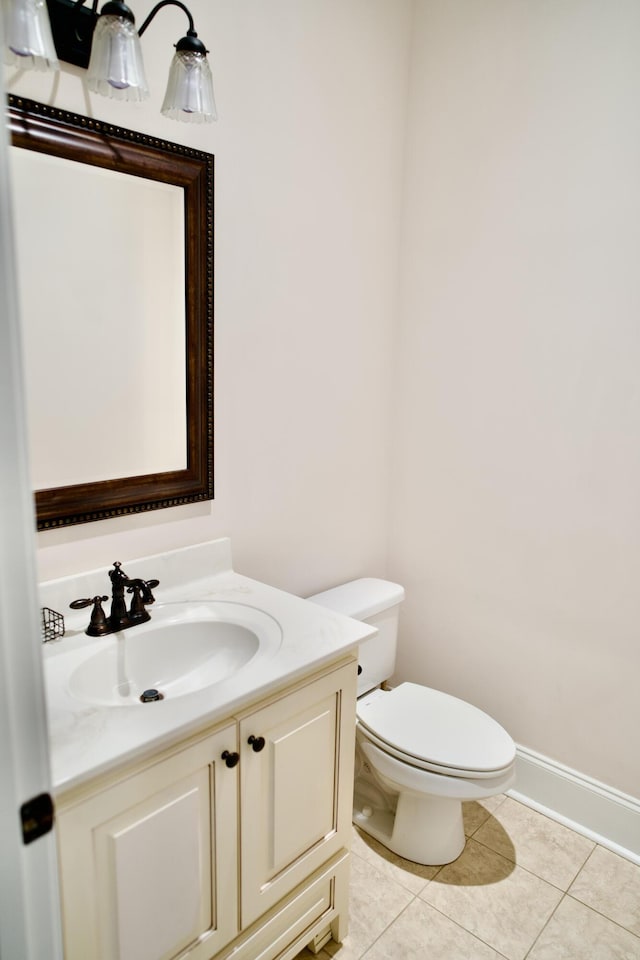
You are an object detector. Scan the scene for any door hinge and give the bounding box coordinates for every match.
[20,792,55,845]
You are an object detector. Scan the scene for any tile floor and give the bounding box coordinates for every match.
[296,796,640,959]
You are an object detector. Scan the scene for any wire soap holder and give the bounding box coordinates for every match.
[41,607,65,643]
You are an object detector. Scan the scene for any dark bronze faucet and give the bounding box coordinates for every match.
[70,561,160,637]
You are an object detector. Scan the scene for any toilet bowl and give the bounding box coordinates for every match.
[355,682,515,863]
[308,579,516,865]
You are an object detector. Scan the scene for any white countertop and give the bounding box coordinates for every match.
[40,539,373,795]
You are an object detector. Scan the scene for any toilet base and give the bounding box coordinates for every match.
[353,786,465,866]
[353,725,515,866]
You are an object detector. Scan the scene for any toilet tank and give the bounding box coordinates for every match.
[307,578,405,696]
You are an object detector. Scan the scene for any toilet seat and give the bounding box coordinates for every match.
[356,682,515,779]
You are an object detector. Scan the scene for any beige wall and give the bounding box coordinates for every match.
[389,0,640,797]
[5,0,413,594]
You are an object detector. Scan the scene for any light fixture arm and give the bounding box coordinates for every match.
[137,0,207,55]
[68,0,99,13]
[138,0,194,39]
[72,0,99,13]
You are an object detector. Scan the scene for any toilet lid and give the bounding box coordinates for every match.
[356,683,515,775]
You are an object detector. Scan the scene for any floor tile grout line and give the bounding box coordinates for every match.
[357,893,419,960]
[351,836,444,895]
[419,898,512,959]
[463,835,567,887]
[562,892,640,942]
[339,846,426,958]
[467,821,606,868]
[522,890,568,960]
[464,831,597,895]
[355,828,570,905]
[521,891,640,960]
[464,795,510,840]
[349,847,432,897]
[562,842,599,891]
[467,796,600,882]
[418,836,567,958]
[567,839,603,888]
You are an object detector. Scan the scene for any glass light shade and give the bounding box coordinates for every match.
[161,49,216,123]
[2,0,59,71]
[87,13,148,101]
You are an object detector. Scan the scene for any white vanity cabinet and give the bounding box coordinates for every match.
[55,657,357,960]
[56,723,239,960]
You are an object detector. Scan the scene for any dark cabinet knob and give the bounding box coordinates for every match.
[247,735,265,753]
[357,665,363,675]
[221,750,240,768]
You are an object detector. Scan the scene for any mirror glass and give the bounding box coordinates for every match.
[12,150,187,488]
[7,96,214,529]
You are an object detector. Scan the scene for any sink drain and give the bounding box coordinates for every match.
[140,689,164,703]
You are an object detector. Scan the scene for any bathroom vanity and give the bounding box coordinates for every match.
[40,540,371,960]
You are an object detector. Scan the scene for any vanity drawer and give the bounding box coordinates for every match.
[226,850,349,960]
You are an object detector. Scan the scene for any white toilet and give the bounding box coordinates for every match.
[308,578,516,865]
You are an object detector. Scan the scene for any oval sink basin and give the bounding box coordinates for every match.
[67,601,282,706]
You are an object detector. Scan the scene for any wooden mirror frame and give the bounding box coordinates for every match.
[7,96,214,529]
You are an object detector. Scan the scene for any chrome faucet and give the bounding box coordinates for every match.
[70,561,160,637]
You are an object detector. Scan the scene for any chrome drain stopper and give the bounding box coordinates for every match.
[140,688,164,703]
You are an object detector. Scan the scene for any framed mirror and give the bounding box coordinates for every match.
[7,96,214,529]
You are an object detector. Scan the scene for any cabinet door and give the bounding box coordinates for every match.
[239,662,356,926]
[57,724,239,960]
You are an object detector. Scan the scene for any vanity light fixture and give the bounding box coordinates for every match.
[2,0,217,122]
[2,0,59,71]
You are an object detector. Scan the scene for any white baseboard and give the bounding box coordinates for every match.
[508,746,640,866]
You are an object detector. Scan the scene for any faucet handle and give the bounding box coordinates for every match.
[70,595,108,609]
[145,578,159,601]
[70,596,109,637]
